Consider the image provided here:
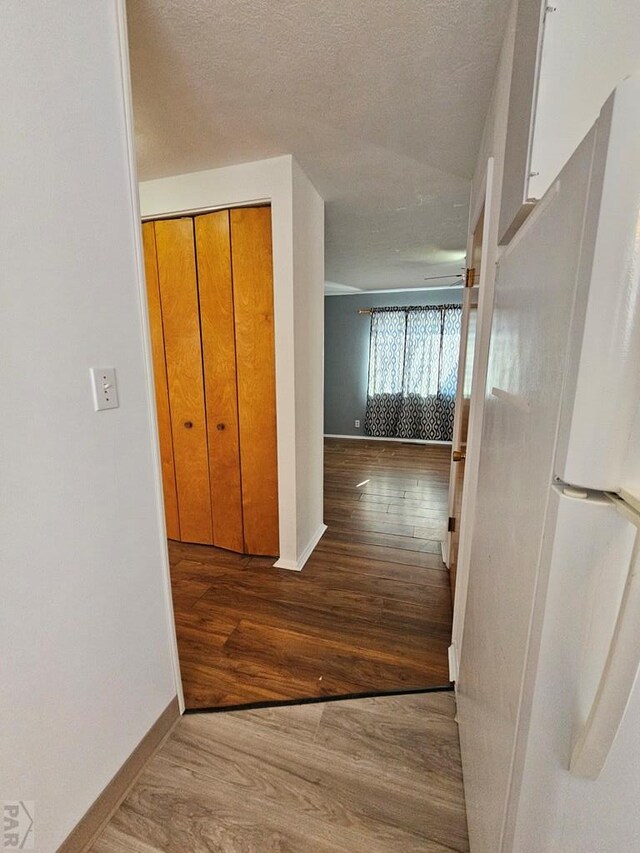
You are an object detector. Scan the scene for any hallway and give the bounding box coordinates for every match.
[90,691,469,852]
[172,439,453,709]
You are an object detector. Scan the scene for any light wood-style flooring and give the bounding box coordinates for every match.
[90,691,469,852]
[171,438,453,709]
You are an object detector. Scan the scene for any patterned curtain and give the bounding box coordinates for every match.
[364,305,462,441]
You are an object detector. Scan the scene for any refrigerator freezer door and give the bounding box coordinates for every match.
[555,74,640,499]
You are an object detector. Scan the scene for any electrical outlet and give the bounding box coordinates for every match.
[354,419,361,428]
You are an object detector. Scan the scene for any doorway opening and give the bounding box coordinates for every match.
[143,202,463,709]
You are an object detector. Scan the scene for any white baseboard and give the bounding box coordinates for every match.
[441,537,450,568]
[324,434,452,446]
[448,642,459,683]
[273,523,328,572]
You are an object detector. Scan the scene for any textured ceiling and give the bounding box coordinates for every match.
[128,0,509,290]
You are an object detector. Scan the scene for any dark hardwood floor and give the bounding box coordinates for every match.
[170,438,453,709]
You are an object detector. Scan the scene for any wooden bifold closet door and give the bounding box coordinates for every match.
[154,218,214,545]
[142,207,279,557]
[142,222,181,541]
[195,210,244,554]
[229,207,279,557]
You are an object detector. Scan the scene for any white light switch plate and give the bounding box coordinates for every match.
[90,367,119,411]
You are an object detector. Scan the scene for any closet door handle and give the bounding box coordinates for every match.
[184,421,193,429]
[216,423,225,431]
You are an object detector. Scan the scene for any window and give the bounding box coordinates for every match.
[364,305,462,441]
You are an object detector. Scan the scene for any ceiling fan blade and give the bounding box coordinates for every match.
[423,273,464,281]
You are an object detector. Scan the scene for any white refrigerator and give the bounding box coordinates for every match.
[457,74,640,852]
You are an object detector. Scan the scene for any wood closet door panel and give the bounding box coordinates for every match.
[155,218,213,545]
[142,222,181,540]
[195,211,245,554]
[230,206,279,556]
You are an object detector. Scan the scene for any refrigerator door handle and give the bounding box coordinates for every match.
[570,497,640,779]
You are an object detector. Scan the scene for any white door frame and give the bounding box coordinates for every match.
[449,157,497,680]
[116,0,185,711]
[445,262,479,570]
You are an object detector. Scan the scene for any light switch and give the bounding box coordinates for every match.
[90,367,119,411]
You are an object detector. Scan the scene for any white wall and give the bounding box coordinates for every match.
[1,3,179,850]
[292,160,326,557]
[529,0,640,199]
[451,0,517,662]
[469,0,518,227]
[452,2,518,847]
[139,155,325,569]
